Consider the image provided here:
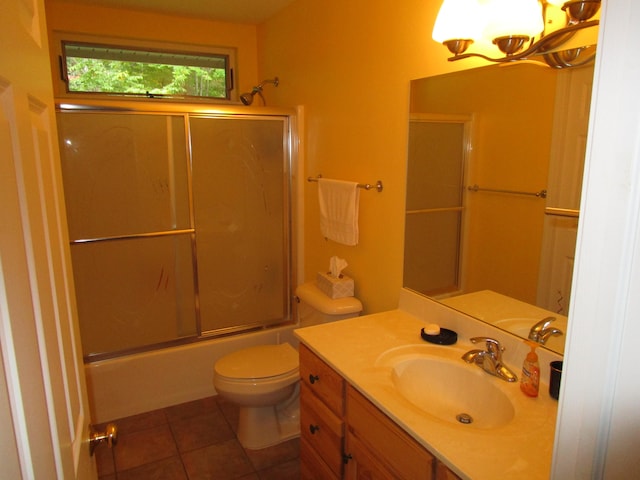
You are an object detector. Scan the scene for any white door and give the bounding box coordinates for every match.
[0,0,97,478]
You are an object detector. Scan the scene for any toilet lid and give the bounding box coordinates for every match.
[215,343,299,380]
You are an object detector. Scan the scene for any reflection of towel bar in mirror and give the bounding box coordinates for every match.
[308,174,384,192]
[467,184,547,198]
[406,206,463,215]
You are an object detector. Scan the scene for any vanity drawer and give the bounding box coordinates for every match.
[300,436,340,480]
[346,384,434,479]
[299,343,345,416]
[300,382,344,477]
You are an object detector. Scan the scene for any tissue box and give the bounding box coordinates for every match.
[316,271,354,299]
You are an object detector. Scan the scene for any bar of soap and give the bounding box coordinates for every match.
[424,323,441,336]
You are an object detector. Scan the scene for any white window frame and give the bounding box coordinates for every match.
[50,31,238,103]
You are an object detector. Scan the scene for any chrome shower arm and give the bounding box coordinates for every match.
[240,77,279,105]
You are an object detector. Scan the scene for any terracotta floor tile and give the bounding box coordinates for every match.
[170,411,235,452]
[244,437,300,471]
[181,438,254,480]
[116,456,187,480]
[255,458,300,480]
[236,474,260,480]
[114,423,178,471]
[215,395,240,433]
[103,395,299,478]
[112,409,168,435]
[165,396,219,423]
[94,441,115,476]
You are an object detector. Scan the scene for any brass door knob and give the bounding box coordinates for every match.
[89,423,118,456]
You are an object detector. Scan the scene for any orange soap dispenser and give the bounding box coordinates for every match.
[520,341,540,397]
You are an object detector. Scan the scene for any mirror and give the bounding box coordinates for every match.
[404,63,595,355]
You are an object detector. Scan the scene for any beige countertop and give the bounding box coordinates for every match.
[294,308,559,480]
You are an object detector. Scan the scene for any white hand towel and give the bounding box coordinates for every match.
[318,178,360,246]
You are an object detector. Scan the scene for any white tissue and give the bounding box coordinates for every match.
[329,256,348,278]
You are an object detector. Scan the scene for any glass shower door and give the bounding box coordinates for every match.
[57,112,197,358]
[404,118,467,296]
[189,116,290,333]
[57,109,293,360]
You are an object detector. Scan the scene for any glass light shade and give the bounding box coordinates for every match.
[482,0,544,40]
[432,0,484,43]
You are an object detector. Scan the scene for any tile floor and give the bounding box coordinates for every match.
[94,395,300,480]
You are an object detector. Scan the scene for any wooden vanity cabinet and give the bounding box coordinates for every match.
[299,345,462,480]
[435,462,463,480]
[344,385,434,479]
[299,344,345,479]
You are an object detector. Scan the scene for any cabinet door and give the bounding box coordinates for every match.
[300,383,344,478]
[346,385,434,480]
[435,461,463,480]
[301,437,340,480]
[345,430,398,479]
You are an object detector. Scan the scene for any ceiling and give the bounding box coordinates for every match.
[53,0,297,24]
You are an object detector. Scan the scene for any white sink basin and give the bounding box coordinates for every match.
[376,346,515,429]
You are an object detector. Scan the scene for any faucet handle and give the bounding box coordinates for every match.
[536,316,556,329]
[528,316,557,341]
[469,337,504,356]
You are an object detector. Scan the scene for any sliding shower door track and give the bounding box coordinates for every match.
[83,319,297,363]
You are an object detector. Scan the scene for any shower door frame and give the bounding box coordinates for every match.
[56,99,300,362]
[404,113,473,299]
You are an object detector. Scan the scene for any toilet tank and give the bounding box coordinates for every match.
[295,282,362,327]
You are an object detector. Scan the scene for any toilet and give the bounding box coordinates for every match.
[213,282,362,449]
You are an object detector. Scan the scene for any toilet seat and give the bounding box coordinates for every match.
[214,343,299,381]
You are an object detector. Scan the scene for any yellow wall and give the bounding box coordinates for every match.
[44,1,261,96]
[258,0,476,312]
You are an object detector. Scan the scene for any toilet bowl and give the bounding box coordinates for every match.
[213,282,362,449]
[214,343,300,450]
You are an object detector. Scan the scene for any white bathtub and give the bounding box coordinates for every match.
[85,325,299,423]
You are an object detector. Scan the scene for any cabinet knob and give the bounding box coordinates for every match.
[342,453,353,464]
[309,424,320,434]
[309,374,320,384]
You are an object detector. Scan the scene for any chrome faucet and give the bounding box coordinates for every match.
[528,316,563,345]
[461,337,518,382]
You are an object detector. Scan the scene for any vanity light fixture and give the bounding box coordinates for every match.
[432,0,600,68]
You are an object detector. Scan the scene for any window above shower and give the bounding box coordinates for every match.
[51,33,237,102]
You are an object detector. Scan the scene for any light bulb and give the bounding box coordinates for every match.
[482,0,544,40]
[432,0,484,43]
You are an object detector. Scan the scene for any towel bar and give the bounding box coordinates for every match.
[307,175,383,193]
[467,184,546,198]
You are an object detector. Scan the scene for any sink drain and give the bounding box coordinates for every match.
[456,413,473,424]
